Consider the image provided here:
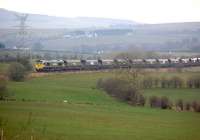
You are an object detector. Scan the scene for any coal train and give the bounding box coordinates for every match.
[35,58,200,72]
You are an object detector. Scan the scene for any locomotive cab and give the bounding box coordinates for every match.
[35,60,45,71]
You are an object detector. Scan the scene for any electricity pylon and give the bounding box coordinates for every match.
[14,13,33,62]
[14,13,29,48]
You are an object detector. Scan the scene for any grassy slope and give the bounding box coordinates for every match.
[0,72,200,140]
[0,62,9,74]
[9,72,116,104]
[1,102,200,140]
[8,72,200,103]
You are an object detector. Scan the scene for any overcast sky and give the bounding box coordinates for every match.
[0,0,200,23]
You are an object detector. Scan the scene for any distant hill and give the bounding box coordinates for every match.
[0,8,137,29]
[1,8,200,53]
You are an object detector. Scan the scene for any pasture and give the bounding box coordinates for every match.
[0,70,200,140]
[0,62,9,74]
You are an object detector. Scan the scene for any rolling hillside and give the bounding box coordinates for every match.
[0,71,200,139]
[0,8,200,53]
[0,8,136,29]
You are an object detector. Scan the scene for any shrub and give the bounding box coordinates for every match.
[160,96,171,109]
[176,99,184,111]
[187,76,200,88]
[149,96,161,108]
[97,78,126,96]
[196,104,200,112]
[160,76,185,89]
[142,77,160,89]
[0,75,7,100]
[194,78,200,88]
[185,102,191,111]
[125,86,139,105]
[97,77,144,106]
[17,56,33,71]
[137,94,146,106]
[170,76,184,88]
[144,76,184,89]
[7,62,26,81]
[160,77,169,88]
[142,77,153,89]
[191,101,200,112]
[153,77,160,88]
[149,96,172,109]
[187,79,193,88]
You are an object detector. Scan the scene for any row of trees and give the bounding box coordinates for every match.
[142,76,200,89]
[96,69,200,113]
[97,78,145,106]
[149,96,200,112]
[97,69,145,106]
[97,77,200,113]
[149,96,172,109]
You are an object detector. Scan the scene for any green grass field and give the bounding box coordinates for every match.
[0,71,200,140]
[0,62,9,74]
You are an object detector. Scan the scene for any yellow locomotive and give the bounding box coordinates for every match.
[35,60,66,72]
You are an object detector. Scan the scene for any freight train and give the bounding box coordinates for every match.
[35,58,200,72]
